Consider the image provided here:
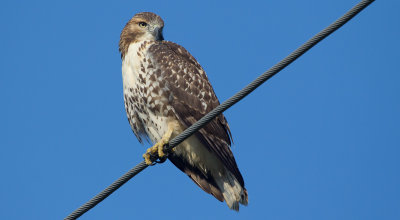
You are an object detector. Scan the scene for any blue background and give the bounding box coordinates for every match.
[1,0,399,219]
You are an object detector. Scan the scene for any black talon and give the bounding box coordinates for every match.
[147,143,171,165]
[155,156,167,164]
[148,153,159,166]
[155,143,170,164]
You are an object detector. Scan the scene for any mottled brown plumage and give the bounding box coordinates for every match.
[119,12,247,210]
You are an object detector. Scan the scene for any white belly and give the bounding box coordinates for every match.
[122,41,168,143]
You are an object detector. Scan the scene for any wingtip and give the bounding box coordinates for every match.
[240,188,249,206]
[230,202,240,211]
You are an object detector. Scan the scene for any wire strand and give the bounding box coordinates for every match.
[65,1,375,219]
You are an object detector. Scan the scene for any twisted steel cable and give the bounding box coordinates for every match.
[65,1,375,219]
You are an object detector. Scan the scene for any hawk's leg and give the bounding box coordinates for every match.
[143,125,175,165]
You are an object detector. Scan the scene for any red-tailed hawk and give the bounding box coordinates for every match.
[119,12,248,210]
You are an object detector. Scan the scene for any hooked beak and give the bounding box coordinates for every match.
[153,27,164,41]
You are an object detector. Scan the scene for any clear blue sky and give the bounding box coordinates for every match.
[1,0,399,219]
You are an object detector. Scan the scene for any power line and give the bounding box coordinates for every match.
[65,0,375,219]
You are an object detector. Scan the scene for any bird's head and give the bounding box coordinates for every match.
[119,12,164,58]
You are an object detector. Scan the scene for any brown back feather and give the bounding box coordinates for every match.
[147,41,245,187]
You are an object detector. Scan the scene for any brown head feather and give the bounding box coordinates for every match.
[119,12,164,59]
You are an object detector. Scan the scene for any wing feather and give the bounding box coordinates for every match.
[147,41,244,187]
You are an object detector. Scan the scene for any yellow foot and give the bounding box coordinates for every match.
[143,138,169,165]
[142,122,176,165]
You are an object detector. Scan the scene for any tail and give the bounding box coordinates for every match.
[169,154,248,211]
[215,170,248,211]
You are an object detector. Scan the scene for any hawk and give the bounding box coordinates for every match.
[119,12,248,210]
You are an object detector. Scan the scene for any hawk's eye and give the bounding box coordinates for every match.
[138,22,148,28]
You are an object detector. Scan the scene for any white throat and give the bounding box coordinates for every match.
[121,41,151,89]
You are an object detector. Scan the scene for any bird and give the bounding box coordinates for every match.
[119,12,248,210]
